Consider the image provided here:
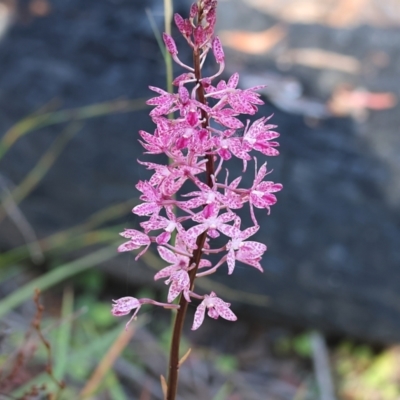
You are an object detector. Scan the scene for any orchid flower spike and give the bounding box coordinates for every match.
[113,0,282,331]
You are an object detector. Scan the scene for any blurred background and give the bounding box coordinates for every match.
[0,0,400,398]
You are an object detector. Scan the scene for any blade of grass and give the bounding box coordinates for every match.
[70,323,137,364]
[38,199,136,251]
[80,325,136,398]
[0,226,122,268]
[212,382,232,400]
[0,245,118,319]
[146,8,166,60]
[0,174,43,264]
[0,98,147,160]
[81,198,138,230]
[53,286,74,381]
[0,197,138,268]
[30,98,62,116]
[0,263,25,281]
[43,227,123,258]
[105,372,129,400]
[164,0,173,95]
[0,122,82,223]
[161,1,177,365]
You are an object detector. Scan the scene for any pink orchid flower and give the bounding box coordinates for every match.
[192,292,237,330]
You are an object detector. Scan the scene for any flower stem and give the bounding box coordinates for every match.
[166,9,214,397]
[166,230,208,399]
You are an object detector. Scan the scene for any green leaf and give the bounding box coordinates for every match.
[54,286,74,380]
[293,333,312,357]
[0,246,118,319]
[215,354,238,374]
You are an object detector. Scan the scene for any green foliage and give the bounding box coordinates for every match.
[87,301,116,329]
[292,333,312,357]
[274,331,312,358]
[0,99,148,398]
[215,354,238,374]
[212,382,233,400]
[0,246,119,319]
[336,343,400,400]
[78,270,106,294]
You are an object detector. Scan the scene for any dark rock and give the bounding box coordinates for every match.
[1,0,400,343]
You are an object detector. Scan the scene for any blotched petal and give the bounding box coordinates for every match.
[157,246,178,264]
[167,270,190,302]
[192,303,207,330]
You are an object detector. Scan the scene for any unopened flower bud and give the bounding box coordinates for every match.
[212,36,224,63]
[174,13,192,38]
[163,33,178,55]
[194,26,206,46]
[179,86,190,105]
[189,3,198,19]
[174,13,185,33]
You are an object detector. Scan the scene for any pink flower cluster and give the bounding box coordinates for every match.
[112,0,282,331]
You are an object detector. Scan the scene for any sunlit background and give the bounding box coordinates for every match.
[0,0,399,398]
